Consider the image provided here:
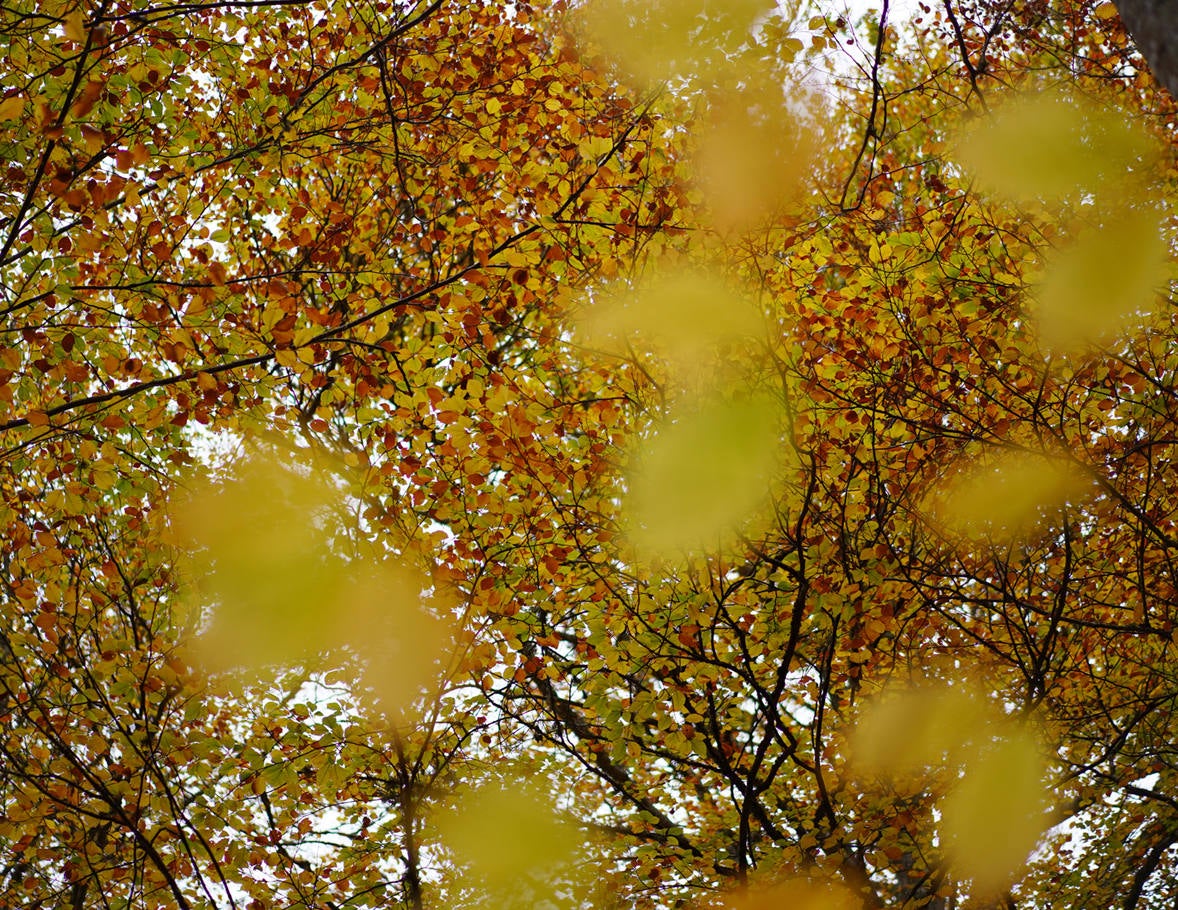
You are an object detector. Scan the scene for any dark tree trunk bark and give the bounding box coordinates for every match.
[1116,0,1178,100]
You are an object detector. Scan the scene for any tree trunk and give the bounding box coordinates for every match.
[1116,0,1178,99]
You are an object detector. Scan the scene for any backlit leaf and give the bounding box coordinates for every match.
[0,95,25,122]
[62,10,87,44]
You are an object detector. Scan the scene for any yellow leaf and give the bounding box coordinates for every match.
[941,731,1047,894]
[1033,207,1168,353]
[0,95,25,122]
[292,326,317,348]
[63,10,87,44]
[624,392,785,556]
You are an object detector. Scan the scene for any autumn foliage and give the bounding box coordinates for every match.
[2,1,1178,908]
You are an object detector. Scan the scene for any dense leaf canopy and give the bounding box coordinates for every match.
[2,1,1178,909]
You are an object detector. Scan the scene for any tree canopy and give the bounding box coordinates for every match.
[2,1,1178,908]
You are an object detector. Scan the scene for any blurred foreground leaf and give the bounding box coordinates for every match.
[929,448,1091,542]
[624,393,785,557]
[438,783,580,900]
[721,877,862,910]
[693,79,817,230]
[173,453,449,712]
[576,270,762,383]
[941,730,1047,894]
[957,91,1159,204]
[172,454,348,670]
[1034,208,1168,354]
[578,0,772,85]
[851,685,1048,896]
[851,687,989,779]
